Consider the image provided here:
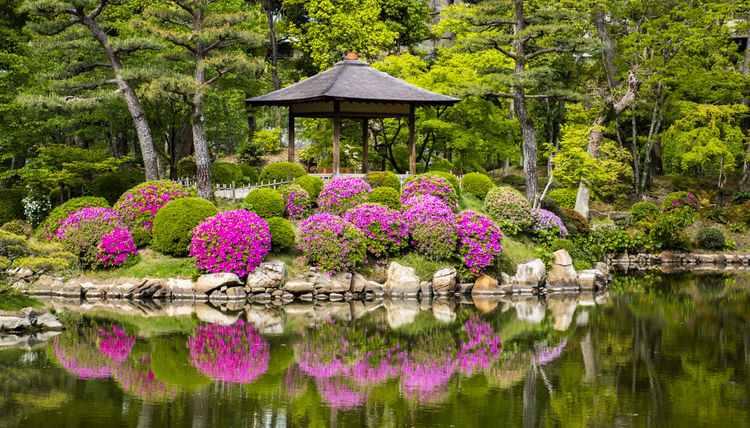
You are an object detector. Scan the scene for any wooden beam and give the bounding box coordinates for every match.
[333,101,340,175]
[362,118,368,173]
[408,105,416,175]
[288,113,295,163]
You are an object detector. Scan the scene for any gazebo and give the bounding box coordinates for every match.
[246,54,460,175]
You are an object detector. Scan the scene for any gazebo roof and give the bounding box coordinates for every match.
[246,57,460,107]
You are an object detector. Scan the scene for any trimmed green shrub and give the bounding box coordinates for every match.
[499,174,525,188]
[114,180,189,248]
[367,187,400,210]
[293,175,324,199]
[211,162,244,186]
[0,188,25,225]
[483,186,533,235]
[239,164,259,185]
[630,201,660,224]
[1,220,30,237]
[366,171,401,191]
[550,238,577,255]
[267,217,295,252]
[540,197,565,219]
[243,188,284,218]
[92,170,146,205]
[649,211,693,251]
[152,197,219,256]
[561,207,590,235]
[259,162,306,182]
[40,196,111,241]
[12,253,76,274]
[696,227,725,250]
[548,188,577,209]
[0,229,27,258]
[177,156,197,178]
[461,172,495,200]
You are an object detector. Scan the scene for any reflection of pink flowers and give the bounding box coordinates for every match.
[114,354,176,402]
[189,320,270,383]
[53,323,134,379]
[54,340,113,379]
[455,316,502,374]
[533,339,567,365]
[315,378,367,409]
[97,325,135,362]
[399,359,454,401]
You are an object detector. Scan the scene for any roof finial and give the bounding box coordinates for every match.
[345,53,358,60]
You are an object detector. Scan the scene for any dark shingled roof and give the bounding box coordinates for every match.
[247,58,460,106]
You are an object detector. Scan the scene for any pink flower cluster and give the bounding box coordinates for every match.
[401,196,457,260]
[483,187,533,235]
[55,207,137,268]
[114,354,177,402]
[97,325,136,362]
[189,210,270,277]
[317,176,371,215]
[664,191,699,212]
[279,184,311,220]
[401,175,457,211]
[533,339,567,365]
[188,320,270,383]
[114,180,188,237]
[456,211,503,275]
[298,213,365,273]
[531,208,568,239]
[53,323,135,380]
[343,203,408,264]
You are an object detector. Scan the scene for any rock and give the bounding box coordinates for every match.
[472,275,502,295]
[329,293,343,301]
[35,313,64,330]
[546,250,578,288]
[698,254,716,264]
[364,280,385,295]
[500,272,511,285]
[595,262,609,277]
[384,300,420,328]
[310,271,352,294]
[431,268,456,293]
[208,290,228,302]
[457,282,473,294]
[245,261,286,291]
[195,273,241,294]
[226,287,246,300]
[384,262,420,296]
[578,271,597,290]
[16,268,33,279]
[351,273,368,293]
[0,315,31,331]
[715,254,726,264]
[195,305,240,325]
[271,289,284,297]
[284,277,315,294]
[420,281,432,298]
[251,293,272,302]
[472,296,501,313]
[432,300,456,323]
[371,264,388,283]
[84,289,106,299]
[513,259,547,287]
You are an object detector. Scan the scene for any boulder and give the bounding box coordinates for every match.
[698,254,717,264]
[0,315,31,331]
[195,273,241,294]
[471,275,506,295]
[420,281,432,298]
[226,287,247,300]
[578,271,597,290]
[283,277,315,294]
[431,268,456,293]
[310,271,352,294]
[35,313,64,330]
[351,273,368,293]
[245,261,286,290]
[472,296,501,314]
[432,300,456,323]
[384,262,420,296]
[513,259,547,287]
[546,250,578,289]
[457,282,473,294]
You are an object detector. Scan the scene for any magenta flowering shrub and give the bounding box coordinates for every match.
[279,184,311,220]
[533,339,567,365]
[343,203,408,264]
[189,320,269,383]
[401,196,457,260]
[400,175,457,211]
[662,191,699,212]
[55,207,137,268]
[483,186,533,235]
[456,211,503,276]
[298,213,365,273]
[114,180,188,244]
[189,210,271,277]
[530,208,568,242]
[114,354,177,402]
[317,177,371,215]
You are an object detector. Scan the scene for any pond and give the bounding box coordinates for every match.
[0,272,748,427]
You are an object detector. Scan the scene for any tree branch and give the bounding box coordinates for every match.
[525,46,565,60]
[89,0,108,20]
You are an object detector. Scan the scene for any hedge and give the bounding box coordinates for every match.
[39,196,111,241]
[244,188,285,218]
[211,162,244,185]
[267,217,295,252]
[152,197,219,256]
[366,187,400,210]
[259,162,306,182]
[366,171,401,191]
[461,172,495,200]
[293,175,324,199]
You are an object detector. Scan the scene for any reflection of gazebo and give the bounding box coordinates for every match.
[246,54,460,174]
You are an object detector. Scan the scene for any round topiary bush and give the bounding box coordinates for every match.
[405,171,460,197]
[530,209,568,242]
[190,210,271,276]
[293,175,324,200]
[1,220,30,237]
[177,156,197,178]
[662,191,699,212]
[696,227,725,250]
[548,188,577,209]
[259,162,306,182]
[630,201,660,224]
[401,196,457,260]
[456,211,503,275]
[239,164,259,185]
[461,173,495,200]
[114,180,188,247]
[560,207,590,235]
[55,207,137,268]
[92,170,146,205]
[152,197,219,256]
[278,184,311,220]
[483,186,533,235]
[0,188,25,225]
[266,217,295,252]
[244,188,285,218]
[298,213,366,273]
[367,187,400,210]
[344,203,408,264]
[366,171,401,191]
[40,196,111,241]
[317,176,371,215]
[211,162,244,185]
[401,174,457,211]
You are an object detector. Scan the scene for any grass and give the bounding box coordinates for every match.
[458,193,485,212]
[0,288,43,311]
[502,235,544,266]
[85,249,195,280]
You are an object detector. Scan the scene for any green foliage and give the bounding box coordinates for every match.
[293,175,324,199]
[499,174,525,188]
[662,191,699,212]
[12,253,76,274]
[550,238,577,255]
[0,229,28,259]
[210,162,244,186]
[254,128,281,154]
[423,171,460,197]
[461,172,494,200]
[649,211,694,251]
[630,202,660,224]
[366,187,400,210]
[236,138,265,166]
[92,170,146,205]
[586,226,651,255]
[259,162,306,182]
[266,217,295,252]
[705,207,728,224]
[0,189,25,225]
[730,190,750,205]
[39,196,111,241]
[548,188,577,209]
[726,202,750,224]
[1,220,30,237]
[366,171,401,191]
[728,222,745,233]
[239,164,259,185]
[152,197,218,256]
[243,188,284,218]
[483,186,532,235]
[177,156,197,178]
[560,207,590,236]
[696,227,725,250]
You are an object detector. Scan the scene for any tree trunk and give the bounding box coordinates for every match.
[192,44,213,200]
[632,105,640,197]
[639,83,665,193]
[741,15,750,188]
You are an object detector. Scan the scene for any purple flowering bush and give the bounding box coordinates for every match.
[400,175,457,211]
[279,184,311,220]
[483,186,533,235]
[317,177,371,215]
[188,320,270,384]
[114,180,188,246]
[662,191,699,212]
[298,213,366,273]
[55,207,137,268]
[189,210,271,277]
[530,208,568,242]
[456,211,503,276]
[401,196,457,260]
[343,203,408,264]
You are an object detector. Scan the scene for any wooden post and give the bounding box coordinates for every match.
[408,105,416,175]
[288,112,295,162]
[231,181,236,203]
[333,101,340,175]
[361,118,368,173]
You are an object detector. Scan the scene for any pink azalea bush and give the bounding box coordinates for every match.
[401,175,457,211]
[189,210,271,277]
[317,176,371,215]
[401,196,457,260]
[55,207,137,268]
[456,211,503,276]
[483,186,533,235]
[114,180,188,245]
[279,184,311,220]
[662,191,699,212]
[298,213,365,273]
[188,320,270,383]
[343,203,408,264]
[530,208,568,242]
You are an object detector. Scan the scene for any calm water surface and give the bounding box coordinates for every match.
[1,272,748,427]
